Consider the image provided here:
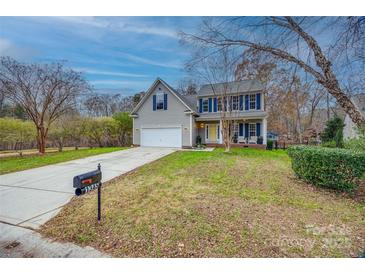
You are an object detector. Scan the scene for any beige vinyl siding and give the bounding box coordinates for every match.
[133,82,192,147]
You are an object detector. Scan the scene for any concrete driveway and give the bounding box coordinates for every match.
[0,147,175,229]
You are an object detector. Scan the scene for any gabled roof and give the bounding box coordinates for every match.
[198,79,264,97]
[181,94,197,111]
[131,78,196,114]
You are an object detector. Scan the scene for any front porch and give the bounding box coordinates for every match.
[195,118,267,146]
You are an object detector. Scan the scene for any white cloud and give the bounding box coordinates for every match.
[0,38,37,60]
[119,52,182,69]
[74,67,148,78]
[90,79,150,87]
[52,17,178,39]
[114,22,177,38]
[0,38,12,52]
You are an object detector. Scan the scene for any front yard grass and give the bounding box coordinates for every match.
[0,147,126,174]
[41,148,365,257]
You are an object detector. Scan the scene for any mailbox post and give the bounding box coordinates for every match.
[73,164,102,222]
[97,163,101,222]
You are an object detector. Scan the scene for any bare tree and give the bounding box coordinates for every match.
[176,78,198,95]
[0,82,5,112]
[181,16,365,127]
[186,48,240,152]
[0,57,90,154]
[83,91,144,116]
[234,49,326,142]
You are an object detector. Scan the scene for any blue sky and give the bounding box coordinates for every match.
[0,16,202,95]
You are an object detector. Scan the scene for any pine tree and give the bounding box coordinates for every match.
[321,116,345,147]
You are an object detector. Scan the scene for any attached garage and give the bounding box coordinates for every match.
[140,127,182,148]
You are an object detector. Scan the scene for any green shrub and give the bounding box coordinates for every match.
[321,140,337,148]
[287,145,365,191]
[344,137,365,152]
[321,116,345,147]
[266,139,273,150]
[196,135,202,146]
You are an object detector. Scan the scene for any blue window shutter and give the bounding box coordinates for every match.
[213,98,218,112]
[153,95,156,111]
[239,123,243,136]
[199,98,203,113]
[256,123,261,136]
[239,95,243,110]
[245,95,249,110]
[208,98,212,112]
[245,123,249,138]
[164,93,167,110]
[256,93,261,110]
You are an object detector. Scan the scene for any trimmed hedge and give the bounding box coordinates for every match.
[287,146,365,191]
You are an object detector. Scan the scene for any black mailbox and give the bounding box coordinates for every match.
[73,169,102,189]
[73,164,103,221]
[73,166,102,196]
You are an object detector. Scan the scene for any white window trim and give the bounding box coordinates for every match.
[233,123,239,136]
[249,123,256,137]
[156,92,165,110]
[217,97,222,112]
[205,124,209,141]
[205,124,220,143]
[231,96,239,111]
[202,98,209,113]
[249,94,256,110]
[190,114,193,147]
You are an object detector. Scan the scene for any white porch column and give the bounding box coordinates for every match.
[262,118,267,145]
[219,119,223,144]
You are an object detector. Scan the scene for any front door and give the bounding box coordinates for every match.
[205,124,220,143]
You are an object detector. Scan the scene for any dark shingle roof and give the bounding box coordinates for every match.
[198,79,264,96]
[181,94,197,111]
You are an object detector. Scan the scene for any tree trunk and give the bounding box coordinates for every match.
[294,90,303,143]
[222,119,231,152]
[58,139,63,152]
[98,139,103,148]
[326,93,330,121]
[36,125,47,155]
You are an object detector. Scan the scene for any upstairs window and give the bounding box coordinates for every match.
[231,96,239,111]
[217,97,222,111]
[202,98,209,112]
[249,94,256,110]
[156,93,164,110]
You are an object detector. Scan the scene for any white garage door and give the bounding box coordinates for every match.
[141,127,182,148]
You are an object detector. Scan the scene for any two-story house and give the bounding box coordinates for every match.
[131,78,267,148]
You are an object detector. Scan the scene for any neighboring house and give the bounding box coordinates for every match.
[131,78,267,148]
[343,93,365,139]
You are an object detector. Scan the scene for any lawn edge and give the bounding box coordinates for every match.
[0,147,128,175]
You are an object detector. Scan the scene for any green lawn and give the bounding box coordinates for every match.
[0,147,126,174]
[41,148,365,257]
